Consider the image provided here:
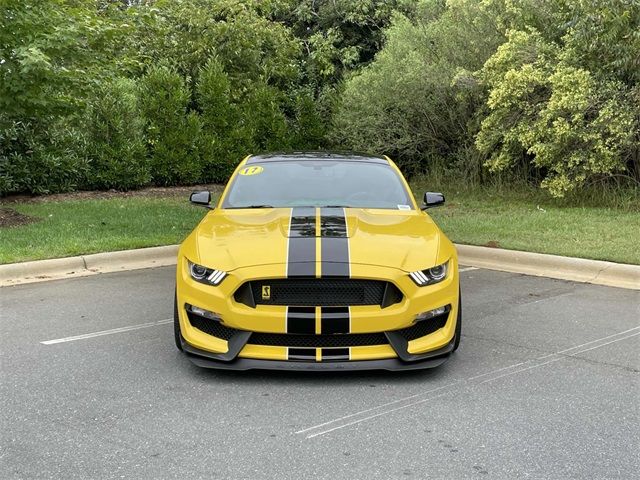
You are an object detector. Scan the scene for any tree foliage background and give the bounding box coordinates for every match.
[1,0,638,197]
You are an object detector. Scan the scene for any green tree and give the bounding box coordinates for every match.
[290,89,326,150]
[0,0,136,194]
[476,0,639,196]
[271,0,416,88]
[332,0,502,175]
[134,0,301,88]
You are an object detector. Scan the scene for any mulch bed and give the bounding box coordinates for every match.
[0,184,224,204]
[0,207,41,228]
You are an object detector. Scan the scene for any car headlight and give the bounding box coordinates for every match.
[409,261,448,286]
[188,261,227,286]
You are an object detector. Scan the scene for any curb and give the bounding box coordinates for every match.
[455,245,640,290]
[1,244,638,290]
[0,245,178,287]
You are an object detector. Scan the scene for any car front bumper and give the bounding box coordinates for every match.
[175,251,460,370]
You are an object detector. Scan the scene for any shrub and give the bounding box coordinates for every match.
[139,65,202,185]
[0,120,89,195]
[239,82,291,152]
[476,2,639,197]
[83,77,149,190]
[196,59,243,182]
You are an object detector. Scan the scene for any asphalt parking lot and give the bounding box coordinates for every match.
[1,266,638,479]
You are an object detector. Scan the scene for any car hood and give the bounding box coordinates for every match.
[192,208,441,273]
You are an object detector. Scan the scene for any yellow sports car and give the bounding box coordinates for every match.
[175,152,461,370]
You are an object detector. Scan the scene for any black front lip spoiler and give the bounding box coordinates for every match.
[181,337,454,371]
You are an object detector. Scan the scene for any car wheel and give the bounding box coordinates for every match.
[174,291,183,351]
[452,289,462,352]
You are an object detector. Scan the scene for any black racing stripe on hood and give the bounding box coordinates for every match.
[320,207,349,277]
[287,207,316,277]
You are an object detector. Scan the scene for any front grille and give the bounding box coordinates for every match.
[187,312,239,340]
[394,313,448,341]
[248,332,388,348]
[187,311,448,349]
[188,310,387,347]
[235,278,402,307]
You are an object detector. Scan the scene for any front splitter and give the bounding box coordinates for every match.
[182,340,453,371]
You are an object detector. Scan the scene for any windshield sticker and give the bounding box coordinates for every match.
[239,166,264,176]
[398,204,411,210]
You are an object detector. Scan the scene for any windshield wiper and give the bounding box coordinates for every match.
[229,204,274,209]
[318,204,351,208]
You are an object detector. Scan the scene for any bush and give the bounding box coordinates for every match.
[475,0,640,196]
[0,121,89,195]
[196,59,243,182]
[139,65,202,185]
[239,82,291,152]
[83,77,149,190]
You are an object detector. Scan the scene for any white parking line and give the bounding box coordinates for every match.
[295,381,463,435]
[40,319,172,345]
[299,325,640,439]
[305,390,457,439]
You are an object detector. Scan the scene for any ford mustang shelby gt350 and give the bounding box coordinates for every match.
[175,152,461,370]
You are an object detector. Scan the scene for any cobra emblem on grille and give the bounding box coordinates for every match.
[262,285,271,300]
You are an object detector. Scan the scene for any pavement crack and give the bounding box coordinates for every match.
[465,333,639,374]
[556,351,639,374]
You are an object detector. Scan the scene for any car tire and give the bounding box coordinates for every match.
[174,291,183,351]
[452,289,462,352]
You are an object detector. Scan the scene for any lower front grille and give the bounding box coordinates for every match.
[187,312,239,340]
[249,332,388,348]
[394,313,448,341]
[187,311,449,348]
[187,313,388,347]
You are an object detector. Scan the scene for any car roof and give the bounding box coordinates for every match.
[245,151,390,165]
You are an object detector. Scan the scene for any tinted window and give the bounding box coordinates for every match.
[222,161,413,209]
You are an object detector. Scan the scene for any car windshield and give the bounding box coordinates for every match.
[222,160,414,210]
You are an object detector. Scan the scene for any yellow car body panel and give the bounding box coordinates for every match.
[175,152,460,370]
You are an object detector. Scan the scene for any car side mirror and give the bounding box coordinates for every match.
[422,192,445,210]
[190,191,212,208]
